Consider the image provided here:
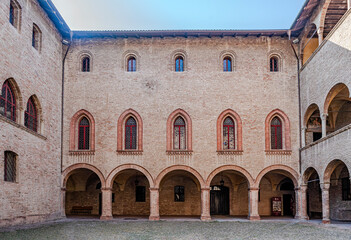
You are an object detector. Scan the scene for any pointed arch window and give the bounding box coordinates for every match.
[0,81,16,121]
[32,24,41,51]
[270,56,279,72]
[223,57,232,72]
[82,56,90,72]
[25,97,37,132]
[174,117,186,150]
[78,117,90,150]
[175,56,184,72]
[271,117,282,149]
[223,117,235,149]
[125,117,137,149]
[127,57,136,72]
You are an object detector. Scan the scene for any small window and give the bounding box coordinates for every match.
[136,186,146,202]
[174,186,185,202]
[223,57,232,72]
[9,3,14,25]
[9,0,20,29]
[175,56,184,72]
[82,57,90,72]
[271,117,282,149]
[125,117,137,150]
[173,117,186,150]
[78,117,90,150]
[4,151,17,182]
[270,56,279,72]
[32,24,41,51]
[223,117,235,149]
[25,97,37,132]
[127,57,136,72]
[0,80,16,121]
[342,178,351,201]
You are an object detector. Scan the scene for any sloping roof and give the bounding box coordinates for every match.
[290,0,321,35]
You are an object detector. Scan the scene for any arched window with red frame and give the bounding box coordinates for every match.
[125,117,137,150]
[25,97,37,132]
[78,117,90,150]
[174,116,186,150]
[223,117,235,149]
[82,56,90,72]
[175,56,184,72]
[0,81,16,121]
[270,56,279,72]
[271,117,282,149]
[127,57,136,72]
[223,57,232,72]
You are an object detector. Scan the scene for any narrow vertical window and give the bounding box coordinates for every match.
[223,57,232,72]
[82,57,90,72]
[173,117,186,150]
[25,97,37,132]
[342,178,351,201]
[174,186,185,202]
[271,117,282,149]
[223,117,235,149]
[270,56,279,72]
[32,24,41,51]
[0,81,16,121]
[125,117,137,150]
[175,56,184,72]
[127,57,136,72]
[4,151,17,182]
[9,0,20,29]
[9,3,14,25]
[136,186,146,202]
[78,117,90,150]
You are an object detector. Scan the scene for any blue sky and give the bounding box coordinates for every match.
[51,0,306,30]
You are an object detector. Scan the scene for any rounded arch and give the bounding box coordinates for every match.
[171,49,187,71]
[123,50,140,71]
[323,159,350,183]
[268,51,284,72]
[302,167,321,185]
[206,165,254,188]
[219,50,236,71]
[62,163,106,189]
[166,109,192,151]
[323,83,350,114]
[217,109,243,151]
[320,0,347,39]
[254,165,299,188]
[265,109,291,150]
[303,103,321,128]
[78,50,93,72]
[106,164,153,189]
[155,165,205,189]
[117,109,143,151]
[69,109,95,151]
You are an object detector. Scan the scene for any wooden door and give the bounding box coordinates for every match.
[210,186,229,215]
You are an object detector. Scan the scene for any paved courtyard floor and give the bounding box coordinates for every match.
[0,218,350,240]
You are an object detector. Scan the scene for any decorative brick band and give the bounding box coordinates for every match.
[265,150,292,155]
[166,150,193,155]
[116,150,143,155]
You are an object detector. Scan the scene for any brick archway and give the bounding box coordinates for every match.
[106,164,154,189]
[323,159,350,183]
[323,83,349,114]
[62,163,106,188]
[217,109,243,151]
[155,165,205,189]
[254,164,299,188]
[302,167,321,185]
[206,165,254,188]
[265,109,291,150]
[117,109,143,151]
[69,109,96,151]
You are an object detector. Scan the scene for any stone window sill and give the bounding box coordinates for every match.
[69,150,95,156]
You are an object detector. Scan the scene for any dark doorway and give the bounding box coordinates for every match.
[99,193,102,216]
[210,185,229,215]
[283,194,293,216]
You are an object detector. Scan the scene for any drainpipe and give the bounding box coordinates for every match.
[61,32,73,173]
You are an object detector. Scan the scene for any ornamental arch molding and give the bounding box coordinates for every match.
[206,165,254,188]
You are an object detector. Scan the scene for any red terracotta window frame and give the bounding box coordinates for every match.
[166,109,192,151]
[217,109,242,151]
[70,110,95,151]
[265,109,291,151]
[117,109,143,151]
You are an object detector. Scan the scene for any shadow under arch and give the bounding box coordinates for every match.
[206,165,254,188]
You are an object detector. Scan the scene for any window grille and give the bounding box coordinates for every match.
[342,178,351,201]
[174,186,185,202]
[173,117,186,150]
[175,56,184,72]
[223,117,235,149]
[4,151,16,182]
[125,117,137,149]
[127,57,136,72]
[0,81,16,121]
[271,117,282,149]
[25,97,37,132]
[78,117,90,150]
[270,57,279,72]
[136,186,146,202]
[223,57,232,72]
[82,57,90,72]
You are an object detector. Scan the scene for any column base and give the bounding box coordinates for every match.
[248,215,260,221]
[200,215,211,221]
[100,215,113,220]
[322,219,330,224]
[295,215,309,221]
[149,215,160,221]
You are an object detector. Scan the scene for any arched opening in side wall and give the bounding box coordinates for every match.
[303,167,322,219]
[304,104,323,145]
[65,169,102,217]
[110,169,150,217]
[158,170,201,218]
[302,24,319,65]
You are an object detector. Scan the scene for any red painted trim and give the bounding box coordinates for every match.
[117,109,143,151]
[166,109,192,151]
[70,109,95,151]
[217,109,242,151]
[265,109,291,150]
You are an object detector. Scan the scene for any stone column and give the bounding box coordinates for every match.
[248,188,260,220]
[149,188,160,221]
[301,127,306,147]
[200,187,211,221]
[317,27,324,45]
[348,0,351,10]
[100,188,113,220]
[295,185,309,220]
[61,188,66,218]
[321,113,328,138]
[321,183,330,224]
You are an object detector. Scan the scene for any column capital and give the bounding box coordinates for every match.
[101,187,113,191]
[201,187,211,191]
[149,187,159,191]
[321,113,328,120]
[249,187,259,191]
[320,182,330,190]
